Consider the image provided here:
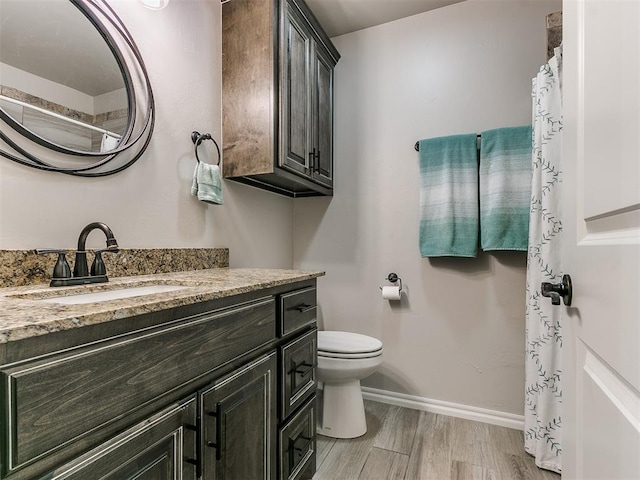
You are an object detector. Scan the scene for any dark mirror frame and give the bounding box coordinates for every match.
[0,0,155,177]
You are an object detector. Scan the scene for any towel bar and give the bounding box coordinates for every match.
[415,134,481,151]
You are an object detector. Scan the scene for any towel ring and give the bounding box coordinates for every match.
[191,131,221,165]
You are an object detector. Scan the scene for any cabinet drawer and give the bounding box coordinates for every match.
[281,329,317,419]
[0,297,275,475]
[279,287,316,337]
[279,397,316,480]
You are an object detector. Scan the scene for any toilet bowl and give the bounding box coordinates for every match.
[316,331,383,439]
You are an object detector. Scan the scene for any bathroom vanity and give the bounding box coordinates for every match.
[0,268,321,480]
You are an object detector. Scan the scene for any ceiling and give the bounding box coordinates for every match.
[304,0,466,37]
[0,0,466,98]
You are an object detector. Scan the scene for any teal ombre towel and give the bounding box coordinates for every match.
[479,126,532,251]
[418,134,479,258]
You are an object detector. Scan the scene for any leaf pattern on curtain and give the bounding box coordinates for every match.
[524,47,563,474]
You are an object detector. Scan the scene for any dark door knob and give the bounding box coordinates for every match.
[541,274,573,306]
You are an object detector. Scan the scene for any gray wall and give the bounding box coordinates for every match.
[0,0,293,268]
[0,0,563,417]
[293,0,562,415]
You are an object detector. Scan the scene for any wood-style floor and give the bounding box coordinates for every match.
[313,400,561,480]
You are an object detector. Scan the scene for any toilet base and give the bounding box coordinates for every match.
[317,379,367,438]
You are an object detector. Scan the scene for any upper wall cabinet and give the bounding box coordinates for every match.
[222,0,340,197]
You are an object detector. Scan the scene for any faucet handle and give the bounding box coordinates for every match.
[90,248,119,277]
[35,249,72,280]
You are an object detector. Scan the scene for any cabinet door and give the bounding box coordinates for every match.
[311,46,334,188]
[201,353,277,480]
[280,3,312,179]
[48,396,198,480]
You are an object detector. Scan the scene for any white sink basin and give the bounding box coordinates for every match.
[36,284,189,305]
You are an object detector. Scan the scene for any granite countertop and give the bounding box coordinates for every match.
[0,268,324,344]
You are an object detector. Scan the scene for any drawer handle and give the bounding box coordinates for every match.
[205,403,223,461]
[291,435,312,453]
[288,434,313,471]
[291,362,315,377]
[292,304,316,314]
[184,457,199,472]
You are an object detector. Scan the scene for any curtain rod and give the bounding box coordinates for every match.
[414,134,481,152]
[0,94,122,139]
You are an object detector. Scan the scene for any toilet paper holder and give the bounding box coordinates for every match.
[380,272,402,291]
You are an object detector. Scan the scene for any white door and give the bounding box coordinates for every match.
[563,0,640,478]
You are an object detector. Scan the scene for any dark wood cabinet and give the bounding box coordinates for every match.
[0,298,274,474]
[281,4,312,180]
[0,280,318,480]
[277,287,317,480]
[280,0,335,190]
[311,47,335,188]
[222,0,339,197]
[200,353,277,480]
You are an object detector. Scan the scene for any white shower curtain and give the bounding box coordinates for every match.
[524,46,563,474]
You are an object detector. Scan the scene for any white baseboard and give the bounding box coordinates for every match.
[361,386,525,430]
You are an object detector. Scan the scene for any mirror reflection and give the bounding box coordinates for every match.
[0,0,129,153]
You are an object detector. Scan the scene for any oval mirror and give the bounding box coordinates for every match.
[0,0,129,154]
[0,0,154,176]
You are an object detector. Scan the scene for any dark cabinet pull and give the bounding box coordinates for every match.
[184,457,199,472]
[309,148,321,173]
[291,303,316,314]
[183,422,201,478]
[205,403,223,461]
[290,361,315,377]
[184,458,198,465]
[308,148,316,171]
[291,435,312,453]
[288,434,313,470]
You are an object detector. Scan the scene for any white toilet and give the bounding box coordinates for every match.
[316,331,383,438]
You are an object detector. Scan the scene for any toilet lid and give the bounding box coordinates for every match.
[317,331,383,355]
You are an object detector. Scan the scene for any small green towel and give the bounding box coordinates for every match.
[191,162,224,205]
[419,134,479,258]
[479,126,532,251]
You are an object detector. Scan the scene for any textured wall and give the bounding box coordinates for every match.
[293,0,562,415]
[0,0,293,269]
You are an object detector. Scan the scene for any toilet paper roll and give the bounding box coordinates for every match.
[381,286,401,300]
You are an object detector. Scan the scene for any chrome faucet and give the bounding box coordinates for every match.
[36,222,119,287]
[73,222,119,278]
